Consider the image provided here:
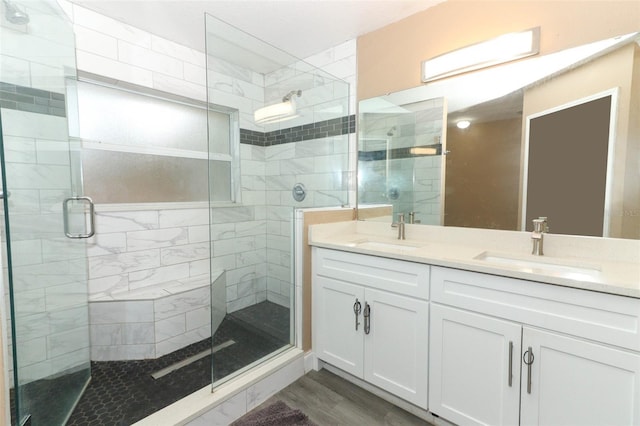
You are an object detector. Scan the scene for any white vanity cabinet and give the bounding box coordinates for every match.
[430,266,640,426]
[429,303,522,426]
[521,327,640,426]
[312,247,430,409]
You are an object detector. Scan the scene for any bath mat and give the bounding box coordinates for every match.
[231,400,317,426]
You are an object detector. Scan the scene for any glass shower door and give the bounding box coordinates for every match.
[1,116,92,426]
[0,0,91,424]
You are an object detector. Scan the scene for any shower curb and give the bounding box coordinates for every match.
[132,348,304,425]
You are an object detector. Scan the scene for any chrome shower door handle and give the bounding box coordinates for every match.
[63,196,95,239]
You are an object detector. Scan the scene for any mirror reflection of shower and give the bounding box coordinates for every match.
[386,126,397,201]
[3,0,29,24]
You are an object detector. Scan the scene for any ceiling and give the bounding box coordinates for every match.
[71,0,445,60]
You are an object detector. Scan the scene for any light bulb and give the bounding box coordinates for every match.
[457,120,471,129]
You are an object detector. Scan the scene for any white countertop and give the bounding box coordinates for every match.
[309,220,640,299]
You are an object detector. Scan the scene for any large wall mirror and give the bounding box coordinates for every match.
[357,32,640,239]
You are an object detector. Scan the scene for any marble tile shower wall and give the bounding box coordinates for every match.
[87,207,218,361]
[263,134,351,306]
[0,0,76,95]
[66,1,209,103]
[206,55,264,132]
[261,39,358,206]
[86,208,211,300]
[65,2,272,320]
[301,39,358,212]
[86,203,269,361]
[232,134,353,311]
[0,110,90,383]
[76,203,267,363]
[1,3,356,365]
[260,41,355,308]
[0,3,88,384]
[207,40,356,310]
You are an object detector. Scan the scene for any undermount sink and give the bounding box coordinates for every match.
[474,251,602,276]
[346,239,423,251]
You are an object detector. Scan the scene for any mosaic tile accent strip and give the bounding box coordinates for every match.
[240,115,355,147]
[0,82,66,117]
[240,129,266,146]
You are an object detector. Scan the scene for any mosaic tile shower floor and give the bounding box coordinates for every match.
[12,301,290,426]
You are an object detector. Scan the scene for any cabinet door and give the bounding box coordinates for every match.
[521,327,640,426]
[314,276,365,377]
[429,304,521,426]
[363,288,429,409]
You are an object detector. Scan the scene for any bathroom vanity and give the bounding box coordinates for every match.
[310,221,640,426]
[313,248,430,408]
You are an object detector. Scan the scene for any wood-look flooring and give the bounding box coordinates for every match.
[250,369,432,425]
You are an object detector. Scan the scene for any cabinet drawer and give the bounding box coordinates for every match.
[431,266,640,352]
[313,248,429,300]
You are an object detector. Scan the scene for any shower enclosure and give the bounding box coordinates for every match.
[205,14,352,386]
[0,0,90,424]
[0,1,351,423]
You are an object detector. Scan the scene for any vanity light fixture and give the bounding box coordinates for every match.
[421,27,540,83]
[254,90,302,124]
[456,120,471,129]
[410,146,438,156]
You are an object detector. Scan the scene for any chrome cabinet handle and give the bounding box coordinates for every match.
[353,299,362,331]
[523,347,535,394]
[63,196,95,239]
[363,302,371,335]
[508,341,513,387]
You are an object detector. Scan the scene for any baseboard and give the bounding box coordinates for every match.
[303,351,317,373]
[320,362,443,424]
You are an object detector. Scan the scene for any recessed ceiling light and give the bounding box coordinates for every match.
[457,120,471,129]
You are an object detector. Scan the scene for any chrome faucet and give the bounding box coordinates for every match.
[408,211,421,224]
[391,213,406,240]
[531,217,549,256]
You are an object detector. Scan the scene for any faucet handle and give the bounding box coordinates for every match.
[395,213,406,240]
[533,217,549,233]
[408,211,421,224]
[538,216,549,232]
